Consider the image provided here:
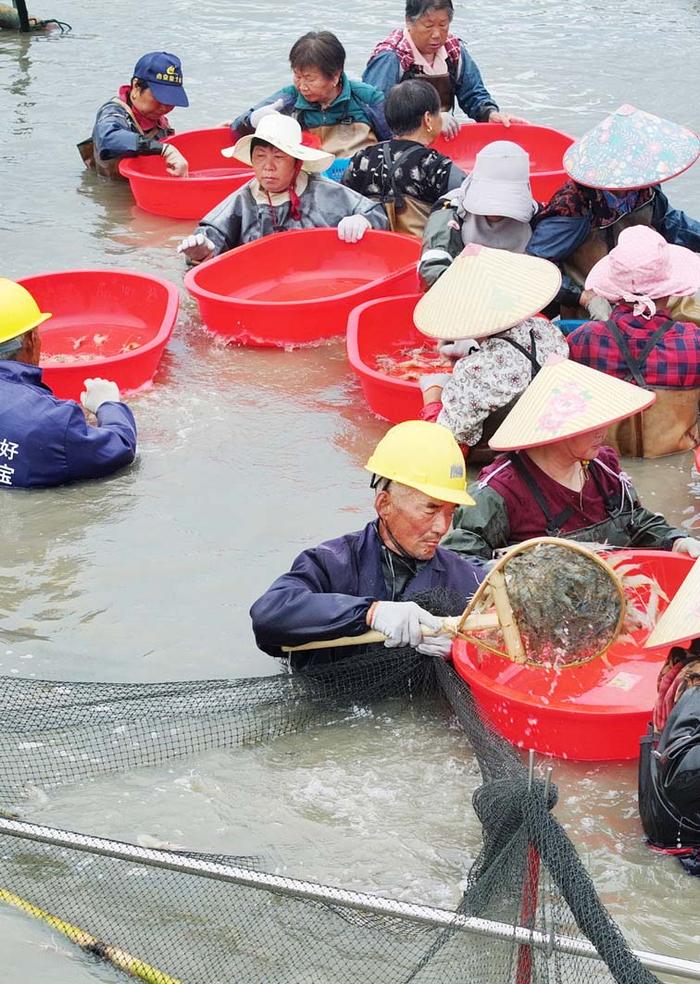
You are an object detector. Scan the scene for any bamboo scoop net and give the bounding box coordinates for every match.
[287,537,630,668]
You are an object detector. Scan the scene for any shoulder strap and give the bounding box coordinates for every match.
[110,96,151,137]
[509,452,576,536]
[587,459,624,516]
[498,329,541,380]
[605,317,675,387]
[381,143,426,210]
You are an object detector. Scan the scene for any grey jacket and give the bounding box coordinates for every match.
[197,175,388,257]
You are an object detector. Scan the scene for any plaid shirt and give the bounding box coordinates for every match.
[567,304,700,387]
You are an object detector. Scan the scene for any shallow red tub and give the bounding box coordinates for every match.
[347,293,451,422]
[119,128,254,220]
[19,269,179,402]
[452,550,694,761]
[432,123,575,203]
[185,228,421,347]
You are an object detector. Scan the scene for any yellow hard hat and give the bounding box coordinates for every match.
[365,421,474,506]
[0,278,52,344]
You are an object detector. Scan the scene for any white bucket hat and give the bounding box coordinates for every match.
[221,112,333,174]
[462,141,536,223]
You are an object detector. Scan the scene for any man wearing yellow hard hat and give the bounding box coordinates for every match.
[0,279,137,488]
[250,420,483,669]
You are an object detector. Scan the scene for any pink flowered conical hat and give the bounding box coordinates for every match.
[488,356,655,451]
[564,105,700,191]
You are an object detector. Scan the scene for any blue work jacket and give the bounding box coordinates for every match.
[0,362,137,489]
[250,520,483,663]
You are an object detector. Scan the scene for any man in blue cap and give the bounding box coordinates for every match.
[83,51,190,178]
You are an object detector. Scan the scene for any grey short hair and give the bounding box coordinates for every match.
[405,0,454,23]
[0,335,23,359]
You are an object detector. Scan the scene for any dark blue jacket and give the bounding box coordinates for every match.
[250,520,483,661]
[93,98,172,163]
[0,362,137,489]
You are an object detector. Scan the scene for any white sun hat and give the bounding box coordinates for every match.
[462,141,536,223]
[221,112,333,174]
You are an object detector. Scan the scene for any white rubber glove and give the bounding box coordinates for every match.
[161,143,189,178]
[416,634,454,659]
[418,372,451,393]
[437,338,480,359]
[672,537,700,558]
[585,295,613,321]
[81,377,121,413]
[440,112,460,140]
[177,233,216,263]
[337,214,371,244]
[250,99,285,128]
[370,601,443,649]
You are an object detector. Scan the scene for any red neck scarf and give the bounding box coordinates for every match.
[118,85,170,134]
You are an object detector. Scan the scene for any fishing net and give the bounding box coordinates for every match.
[0,597,663,983]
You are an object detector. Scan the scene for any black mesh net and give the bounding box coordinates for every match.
[0,612,660,984]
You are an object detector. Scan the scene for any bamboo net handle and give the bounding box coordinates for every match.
[282,612,499,654]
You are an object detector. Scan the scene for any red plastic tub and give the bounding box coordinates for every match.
[19,269,179,402]
[432,123,575,203]
[347,293,450,422]
[185,228,421,347]
[119,128,254,220]
[452,550,694,761]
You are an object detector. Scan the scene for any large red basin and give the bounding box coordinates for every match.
[347,293,449,422]
[185,228,421,347]
[432,123,575,203]
[119,128,253,220]
[19,269,179,402]
[452,550,694,761]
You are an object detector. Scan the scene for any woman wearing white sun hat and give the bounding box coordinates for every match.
[178,113,388,263]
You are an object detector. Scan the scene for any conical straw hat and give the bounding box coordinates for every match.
[564,104,700,191]
[488,356,655,451]
[413,244,561,341]
[645,560,700,650]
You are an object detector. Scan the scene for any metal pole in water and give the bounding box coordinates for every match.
[11,0,31,32]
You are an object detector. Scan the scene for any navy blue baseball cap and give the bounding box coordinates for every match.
[132,51,189,107]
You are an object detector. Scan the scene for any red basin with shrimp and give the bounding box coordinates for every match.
[185,228,421,347]
[347,293,451,422]
[19,269,179,402]
[119,128,254,220]
[432,123,575,203]
[452,550,694,761]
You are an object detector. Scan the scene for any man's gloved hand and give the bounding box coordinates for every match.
[81,377,121,414]
[418,372,451,393]
[416,634,454,659]
[585,294,612,321]
[177,233,216,264]
[250,99,285,128]
[440,112,460,140]
[161,143,189,177]
[370,601,443,648]
[672,537,700,558]
[337,214,371,243]
[437,338,479,359]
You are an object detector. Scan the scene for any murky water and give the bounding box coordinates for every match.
[2,0,700,978]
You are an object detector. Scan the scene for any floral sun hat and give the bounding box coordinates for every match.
[488,356,655,451]
[563,105,700,191]
[413,243,561,341]
[585,226,700,317]
[645,560,700,650]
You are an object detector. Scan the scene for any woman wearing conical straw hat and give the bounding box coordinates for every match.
[442,356,700,560]
[526,105,700,320]
[638,561,700,870]
[568,225,700,458]
[415,244,568,455]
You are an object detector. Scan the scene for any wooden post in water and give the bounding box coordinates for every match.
[12,0,31,32]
